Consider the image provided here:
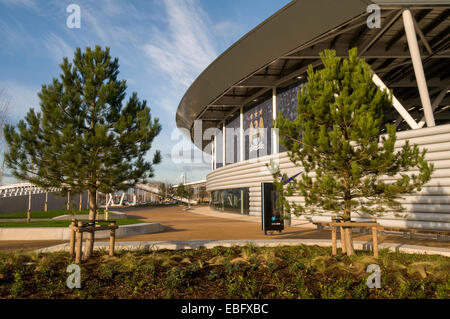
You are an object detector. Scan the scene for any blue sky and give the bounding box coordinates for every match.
[0,0,290,185]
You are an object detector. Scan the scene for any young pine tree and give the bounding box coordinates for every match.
[4,46,162,257]
[273,48,433,255]
[185,185,193,208]
[176,183,186,203]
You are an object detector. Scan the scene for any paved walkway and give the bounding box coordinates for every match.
[0,205,449,252]
[37,239,450,257]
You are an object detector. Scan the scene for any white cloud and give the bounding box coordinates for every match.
[155,93,178,115]
[0,81,40,121]
[81,8,110,44]
[213,20,242,38]
[0,0,217,184]
[43,32,74,63]
[0,0,37,10]
[0,19,37,54]
[142,0,217,90]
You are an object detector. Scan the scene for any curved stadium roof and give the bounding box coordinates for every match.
[176,0,450,151]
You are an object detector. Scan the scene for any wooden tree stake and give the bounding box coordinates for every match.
[69,219,76,256]
[27,188,31,223]
[44,192,48,212]
[67,190,71,211]
[372,218,379,257]
[84,224,93,260]
[331,216,337,255]
[75,221,83,264]
[109,221,116,257]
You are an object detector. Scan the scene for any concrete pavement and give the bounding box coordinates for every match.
[0,205,449,253]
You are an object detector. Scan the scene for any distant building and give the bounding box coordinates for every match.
[172,180,210,203]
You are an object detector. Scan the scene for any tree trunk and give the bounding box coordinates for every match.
[344,227,355,256]
[343,196,355,256]
[340,226,347,254]
[85,188,96,258]
[27,189,31,223]
[67,190,71,211]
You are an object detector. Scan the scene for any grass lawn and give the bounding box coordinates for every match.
[0,209,104,219]
[0,219,144,227]
[0,244,448,298]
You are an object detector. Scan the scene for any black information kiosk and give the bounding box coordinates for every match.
[261,182,284,235]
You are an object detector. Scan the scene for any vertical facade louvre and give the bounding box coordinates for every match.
[240,106,244,162]
[222,121,226,167]
[215,129,223,169]
[211,136,214,171]
[272,86,278,155]
[225,113,241,165]
[213,135,216,170]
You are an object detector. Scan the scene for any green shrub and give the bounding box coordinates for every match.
[10,271,25,298]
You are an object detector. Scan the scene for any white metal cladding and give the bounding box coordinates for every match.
[206,124,450,231]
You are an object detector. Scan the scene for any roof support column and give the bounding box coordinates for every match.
[240,106,244,161]
[418,86,450,128]
[402,8,435,127]
[272,87,278,155]
[372,73,419,129]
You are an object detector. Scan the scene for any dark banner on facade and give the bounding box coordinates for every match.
[217,80,305,166]
[276,81,305,153]
[243,97,272,161]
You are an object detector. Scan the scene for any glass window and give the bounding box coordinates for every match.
[210,188,249,215]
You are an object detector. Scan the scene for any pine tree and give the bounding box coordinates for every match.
[198,186,208,203]
[4,46,162,257]
[176,183,193,208]
[176,183,186,200]
[158,182,172,202]
[185,185,193,208]
[273,48,433,255]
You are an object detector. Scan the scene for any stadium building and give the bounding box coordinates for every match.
[176,0,450,231]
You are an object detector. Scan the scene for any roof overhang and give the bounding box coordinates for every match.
[176,0,450,151]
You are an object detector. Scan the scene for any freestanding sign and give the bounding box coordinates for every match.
[261,182,284,235]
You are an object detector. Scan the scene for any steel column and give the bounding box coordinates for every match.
[402,9,435,127]
[372,73,419,129]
